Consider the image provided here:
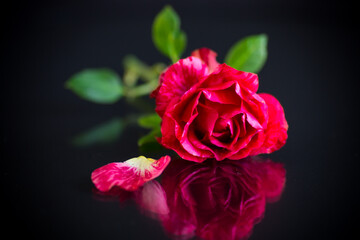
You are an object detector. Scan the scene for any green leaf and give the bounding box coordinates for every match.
[225,34,268,73]
[138,113,162,129]
[71,118,125,147]
[172,30,187,62]
[152,5,186,62]
[66,68,123,104]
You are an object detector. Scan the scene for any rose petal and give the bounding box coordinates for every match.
[198,64,259,93]
[209,118,240,151]
[161,113,207,162]
[163,92,217,160]
[228,131,265,160]
[241,90,268,128]
[261,93,288,130]
[201,83,242,105]
[91,156,171,192]
[251,93,288,155]
[193,102,219,137]
[191,48,220,73]
[154,57,209,117]
[171,91,202,124]
[199,97,242,119]
[176,98,219,159]
[186,126,214,154]
[150,70,166,99]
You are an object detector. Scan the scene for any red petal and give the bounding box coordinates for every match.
[201,82,242,105]
[198,64,259,93]
[150,71,166,99]
[154,57,209,117]
[161,113,208,163]
[91,156,171,192]
[251,93,288,155]
[261,93,288,130]
[191,48,220,73]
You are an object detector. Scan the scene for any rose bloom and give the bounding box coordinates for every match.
[158,157,286,240]
[152,48,288,162]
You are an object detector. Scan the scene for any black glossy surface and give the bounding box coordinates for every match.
[1,1,359,239]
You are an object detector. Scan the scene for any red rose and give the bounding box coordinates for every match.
[158,157,286,240]
[152,48,288,162]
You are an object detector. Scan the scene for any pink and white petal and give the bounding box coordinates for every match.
[191,48,220,73]
[155,57,209,117]
[91,156,171,192]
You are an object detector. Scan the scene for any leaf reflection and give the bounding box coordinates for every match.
[93,156,286,240]
[71,118,125,147]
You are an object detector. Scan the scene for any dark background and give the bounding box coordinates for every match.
[1,0,359,239]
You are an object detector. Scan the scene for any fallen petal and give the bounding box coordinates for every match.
[91,155,171,192]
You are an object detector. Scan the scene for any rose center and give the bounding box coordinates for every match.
[212,118,233,142]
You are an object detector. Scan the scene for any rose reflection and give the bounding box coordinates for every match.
[93,157,286,240]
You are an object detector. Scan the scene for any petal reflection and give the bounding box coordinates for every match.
[135,181,169,217]
[92,156,286,240]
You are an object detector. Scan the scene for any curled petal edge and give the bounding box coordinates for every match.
[251,93,288,155]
